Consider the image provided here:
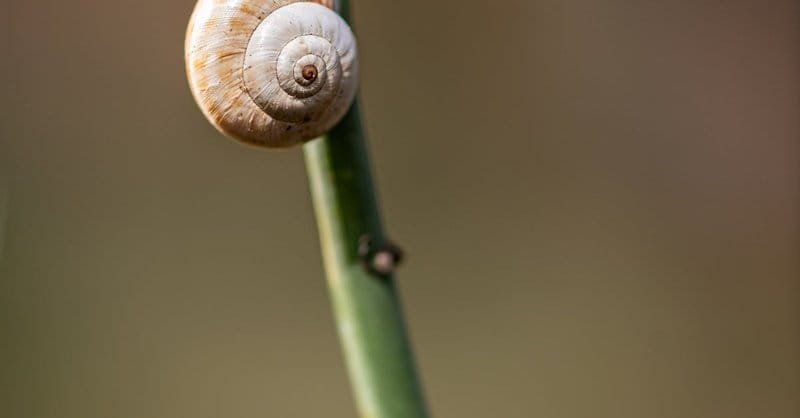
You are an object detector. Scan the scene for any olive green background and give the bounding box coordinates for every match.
[1,1,798,417]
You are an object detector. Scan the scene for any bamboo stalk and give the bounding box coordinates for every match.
[302,4,429,415]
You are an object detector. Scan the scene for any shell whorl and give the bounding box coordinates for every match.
[186,0,358,148]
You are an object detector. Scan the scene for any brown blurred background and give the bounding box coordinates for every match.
[1,1,798,417]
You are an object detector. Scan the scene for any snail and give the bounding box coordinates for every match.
[185,0,358,148]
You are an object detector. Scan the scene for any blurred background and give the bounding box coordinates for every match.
[1,0,798,417]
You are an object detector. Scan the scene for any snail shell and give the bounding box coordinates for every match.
[186,0,358,148]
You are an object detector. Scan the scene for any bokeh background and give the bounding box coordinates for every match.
[1,0,798,417]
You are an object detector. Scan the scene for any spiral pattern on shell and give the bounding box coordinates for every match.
[186,0,358,148]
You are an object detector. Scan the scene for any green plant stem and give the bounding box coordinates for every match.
[302,11,429,413]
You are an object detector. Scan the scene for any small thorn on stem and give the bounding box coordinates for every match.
[359,235,404,278]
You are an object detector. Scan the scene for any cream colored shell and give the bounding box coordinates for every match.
[186,0,358,148]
